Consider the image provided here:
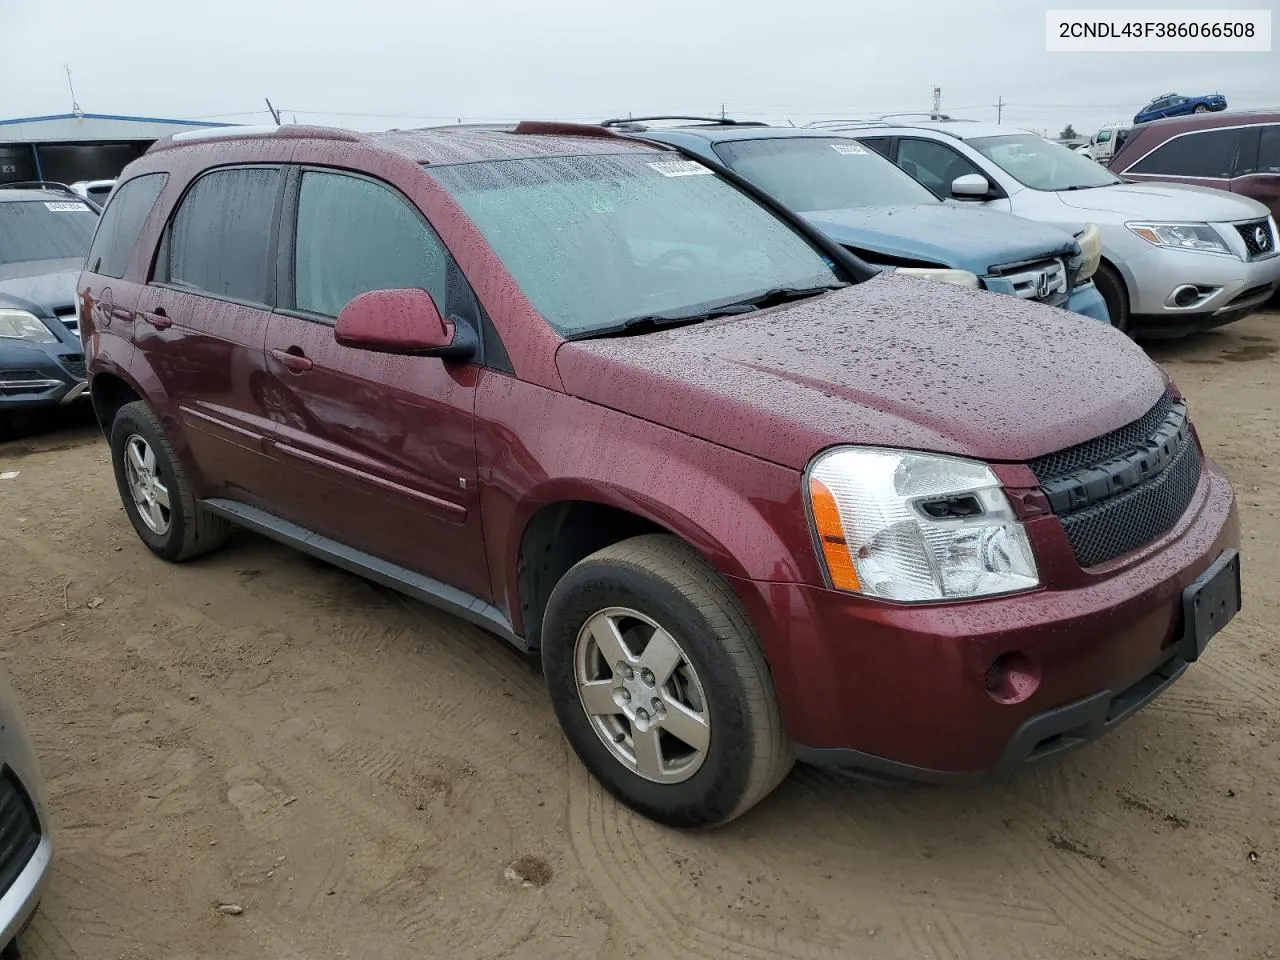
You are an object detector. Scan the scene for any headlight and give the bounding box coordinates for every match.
[893,267,981,288]
[0,308,57,344]
[806,447,1039,602]
[1126,222,1231,255]
[1074,223,1102,281]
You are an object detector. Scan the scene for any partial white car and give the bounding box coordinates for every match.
[69,180,115,210]
[825,120,1280,337]
[0,666,51,954]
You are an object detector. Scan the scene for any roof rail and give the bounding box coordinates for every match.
[600,115,768,131]
[147,123,363,154]
[805,119,887,129]
[510,120,625,140]
[0,180,78,193]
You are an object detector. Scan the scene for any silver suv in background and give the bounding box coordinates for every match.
[822,120,1280,338]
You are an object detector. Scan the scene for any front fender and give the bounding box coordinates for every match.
[476,373,822,633]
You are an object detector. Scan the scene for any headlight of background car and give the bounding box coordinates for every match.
[1074,223,1101,281]
[892,267,981,288]
[806,447,1039,602]
[1126,222,1231,255]
[0,308,57,344]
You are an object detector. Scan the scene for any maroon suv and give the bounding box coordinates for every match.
[78,123,1241,827]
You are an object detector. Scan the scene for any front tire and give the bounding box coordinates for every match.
[542,534,792,828]
[109,401,229,562]
[1193,104,1209,113]
[1093,261,1131,336]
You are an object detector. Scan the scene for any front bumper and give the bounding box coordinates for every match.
[0,339,87,411]
[1066,280,1111,324]
[731,458,1238,777]
[0,672,51,949]
[1120,237,1280,323]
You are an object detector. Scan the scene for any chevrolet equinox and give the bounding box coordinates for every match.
[79,122,1242,827]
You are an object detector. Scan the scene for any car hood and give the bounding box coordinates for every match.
[556,273,1165,470]
[802,204,1079,273]
[0,259,82,314]
[1057,180,1269,220]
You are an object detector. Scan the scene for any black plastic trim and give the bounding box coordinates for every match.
[200,499,527,652]
[1040,400,1189,514]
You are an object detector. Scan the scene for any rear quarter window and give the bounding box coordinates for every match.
[86,173,168,278]
[157,166,281,304]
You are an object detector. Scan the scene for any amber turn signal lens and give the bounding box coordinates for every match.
[808,476,861,592]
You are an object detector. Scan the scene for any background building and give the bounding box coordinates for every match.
[0,113,236,185]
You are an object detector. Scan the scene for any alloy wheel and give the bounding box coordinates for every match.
[573,607,711,784]
[123,434,172,535]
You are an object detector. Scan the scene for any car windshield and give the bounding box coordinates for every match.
[427,153,841,338]
[0,198,98,265]
[969,134,1121,191]
[713,137,940,212]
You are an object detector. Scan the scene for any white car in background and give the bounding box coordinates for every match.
[69,180,115,210]
[820,120,1280,338]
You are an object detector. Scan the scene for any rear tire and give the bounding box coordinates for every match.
[1093,261,1131,336]
[109,401,230,562]
[542,534,792,828]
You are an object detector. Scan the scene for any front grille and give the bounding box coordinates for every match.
[1235,218,1276,259]
[54,306,78,336]
[1224,284,1275,309]
[1029,392,1174,482]
[0,769,41,894]
[989,257,1068,303]
[60,354,86,380]
[1031,391,1202,567]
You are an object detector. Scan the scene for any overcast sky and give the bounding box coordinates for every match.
[3,0,1276,137]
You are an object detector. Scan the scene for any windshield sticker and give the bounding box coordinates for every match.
[830,143,868,156]
[44,201,90,212]
[646,161,713,177]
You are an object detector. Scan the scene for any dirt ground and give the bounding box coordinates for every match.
[0,311,1277,960]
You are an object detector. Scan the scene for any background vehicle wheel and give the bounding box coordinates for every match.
[1093,261,1130,336]
[109,401,230,562]
[1193,104,1209,113]
[542,534,792,828]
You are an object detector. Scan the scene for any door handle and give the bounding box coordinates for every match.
[141,308,171,330]
[271,347,314,373]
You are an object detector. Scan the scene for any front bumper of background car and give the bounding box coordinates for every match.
[0,337,87,412]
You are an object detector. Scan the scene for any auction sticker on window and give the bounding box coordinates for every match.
[44,201,90,212]
[646,161,713,177]
[831,143,868,155]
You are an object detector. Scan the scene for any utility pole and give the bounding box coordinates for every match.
[995,96,1004,124]
[931,86,942,120]
[264,98,281,125]
[720,102,727,120]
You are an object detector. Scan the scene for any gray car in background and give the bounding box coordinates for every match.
[822,120,1280,337]
[0,666,50,955]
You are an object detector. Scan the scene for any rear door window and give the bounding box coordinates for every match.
[86,173,167,278]
[1128,128,1243,178]
[157,166,281,304]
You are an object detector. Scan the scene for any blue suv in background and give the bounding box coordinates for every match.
[0,183,98,431]
[610,118,1110,324]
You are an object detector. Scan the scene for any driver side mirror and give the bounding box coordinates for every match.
[951,174,992,200]
[334,288,476,360]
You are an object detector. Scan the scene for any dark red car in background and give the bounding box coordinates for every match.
[78,122,1240,827]
[1111,110,1280,222]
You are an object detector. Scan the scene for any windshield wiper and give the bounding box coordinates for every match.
[1061,183,1114,191]
[571,284,846,341]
